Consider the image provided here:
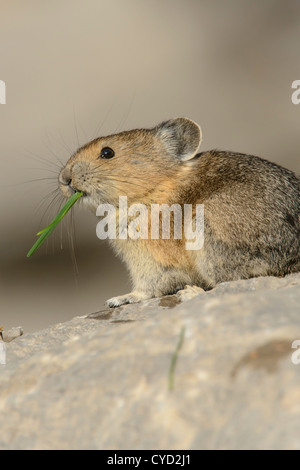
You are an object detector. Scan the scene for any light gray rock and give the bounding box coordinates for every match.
[1,326,23,343]
[0,273,300,450]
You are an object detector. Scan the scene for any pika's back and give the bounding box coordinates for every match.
[186,149,300,279]
[190,149,300,205]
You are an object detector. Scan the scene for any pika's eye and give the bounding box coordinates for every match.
[99,147,115,159]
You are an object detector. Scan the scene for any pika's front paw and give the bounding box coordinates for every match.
[176,285,205,302]
[105,291,151,308]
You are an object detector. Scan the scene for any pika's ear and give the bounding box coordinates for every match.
[155,118,202,161]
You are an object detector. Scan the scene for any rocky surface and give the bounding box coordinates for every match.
[0,273,300,450]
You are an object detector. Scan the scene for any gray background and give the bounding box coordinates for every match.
[1,0,300,332]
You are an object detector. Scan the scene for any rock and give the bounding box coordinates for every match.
[0,273,300,450]
[1,326,23,343]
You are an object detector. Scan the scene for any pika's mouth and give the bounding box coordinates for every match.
[59,180,87,199]
[69,184,87,196]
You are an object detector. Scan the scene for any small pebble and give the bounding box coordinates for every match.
[1,327,23,343]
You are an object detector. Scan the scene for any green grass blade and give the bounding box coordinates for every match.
[27,191,83,258]
[26,224,57,258]
[168,326,185,392]
[36,191,83,235]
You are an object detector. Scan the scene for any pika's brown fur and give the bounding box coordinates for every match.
[59,118,300,306]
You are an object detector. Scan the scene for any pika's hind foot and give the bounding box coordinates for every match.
[105,291,151,308]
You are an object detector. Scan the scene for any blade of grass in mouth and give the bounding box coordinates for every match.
[27,191,83,258]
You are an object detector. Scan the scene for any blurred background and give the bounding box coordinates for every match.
[0,0,299,333]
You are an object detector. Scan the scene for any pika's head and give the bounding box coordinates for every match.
[59,118,202,209]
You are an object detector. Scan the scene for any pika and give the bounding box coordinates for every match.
[59,118,300,307]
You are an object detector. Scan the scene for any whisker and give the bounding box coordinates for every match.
[36,191,63,228]
[31,188,60,222]
[16,177,58,186]
[26,167,59,175]
[68,207,79,279]
[113,89,137,134]
[43,129,65,167]
[77,120,88,144]
[43,142,65,167]
[24,151,63,171]
[59,131,74,155]
[73,105,80,148]
[45,195,68,256]
[92,101,116,139]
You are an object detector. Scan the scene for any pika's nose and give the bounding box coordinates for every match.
[59,167,72,186]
